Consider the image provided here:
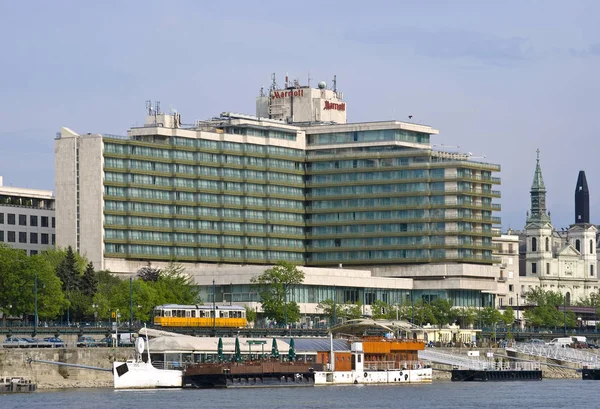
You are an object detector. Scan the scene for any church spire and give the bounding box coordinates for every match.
[527,149,551,224]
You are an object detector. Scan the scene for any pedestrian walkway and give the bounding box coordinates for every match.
[418,349,491,370]
[506,342,599,367]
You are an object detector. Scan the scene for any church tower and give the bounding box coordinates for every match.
[568,170,597,281]
[524,150,554,277]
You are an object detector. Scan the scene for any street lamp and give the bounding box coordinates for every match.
[92,304,98,327]
[34,273,38,335]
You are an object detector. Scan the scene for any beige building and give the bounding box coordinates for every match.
[0,176,55,256]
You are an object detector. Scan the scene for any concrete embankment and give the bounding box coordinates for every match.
[0,347,133,389]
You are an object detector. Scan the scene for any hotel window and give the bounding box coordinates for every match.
[7,213,15,225]
[41,233,49,245]
[30,215,38,226]
[531,237,537,252]
[592,265,595,277]
[41,216,49,227]
[18,232,27,243]
[576,239,581,252]
[508,243,514,253]
[30,250,38,256]
[531,262,537,274]
[8,231,15,242]
[52,217,55,228]
[0,231,3,242]
[30,232,38,244]
[546,263,550,275]
[19,214,26,226]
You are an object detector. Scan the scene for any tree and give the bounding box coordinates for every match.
[0,245,67,324]
[55,246,83,293]
[501,307,515,327]
[430,298,456,327]
[245,306,257,326]
[152,262,199,305]
[81,262,98,298]
[251,261,305,325]
[346,301,363,320]
[317,298,347,325]
[523,288,576,328]
[371,300,396,320]
[137,265,161,282]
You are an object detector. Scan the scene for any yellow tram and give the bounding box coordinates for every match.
[153,304,247,328]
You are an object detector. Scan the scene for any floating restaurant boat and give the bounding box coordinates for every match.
[314,336,432,385]
[313,319,432,385]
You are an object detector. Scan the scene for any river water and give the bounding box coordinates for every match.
[0,380,591,409]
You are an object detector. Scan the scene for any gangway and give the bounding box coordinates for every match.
[506,342,599,367]
[419,349,491,370]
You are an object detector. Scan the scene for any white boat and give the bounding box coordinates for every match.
[314,339,432,385]
[113,334,182,389]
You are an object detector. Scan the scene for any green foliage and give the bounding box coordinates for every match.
[81,262,98,297]
[93,263,198,324]
[0,244,67,321]
[501,307,515,327]
[251,261,305,325]
[430,298,456,326]
[346,301,363,320]
[478,306,503,327]
[523,288,577,328]
[54,246,82,292]
[137,265,161,282]
[245,306,257,324]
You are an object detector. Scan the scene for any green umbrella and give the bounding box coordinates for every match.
[217,337,224,362]
[271,338,280,359]
[234,337,242,363]
[287,338,296,362]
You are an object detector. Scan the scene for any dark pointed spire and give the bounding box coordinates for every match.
[575,170,590,224]
[527,149,551,224]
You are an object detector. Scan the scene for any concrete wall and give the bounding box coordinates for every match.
[0,347,132,387]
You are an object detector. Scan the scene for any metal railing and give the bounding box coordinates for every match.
[506,342,600,367]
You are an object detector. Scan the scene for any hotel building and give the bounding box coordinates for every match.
[55,79,502,320]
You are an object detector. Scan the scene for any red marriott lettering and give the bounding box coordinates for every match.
[271,89,305,99]
[324,101,346,111]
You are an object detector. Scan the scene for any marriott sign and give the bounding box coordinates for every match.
[324,101,346,111]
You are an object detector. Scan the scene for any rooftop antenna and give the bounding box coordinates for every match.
[259,86,264,97]
[308,71,312,87]
[154,101,161,115]
[332,75,337,92]
[270,73,278,91]
[285,73,289,88]
[145,100,152,115]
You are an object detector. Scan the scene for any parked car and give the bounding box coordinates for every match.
[44,337,66,348]
[2,337,31,348]
[525,339,546,345]
[77,336,99,347]
[99,336,115,347]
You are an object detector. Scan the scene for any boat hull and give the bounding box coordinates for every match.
[314,368,432,385]
[451,369,542,382]
[113,361,182,389]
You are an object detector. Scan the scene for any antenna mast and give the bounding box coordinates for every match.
[332,75,337,92]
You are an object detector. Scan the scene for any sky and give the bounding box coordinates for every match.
[1,0,599,231]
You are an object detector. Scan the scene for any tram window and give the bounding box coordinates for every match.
[186,310,191,318]
[220,311,226,318]
[165,310,171,317]
[191,311,196,318]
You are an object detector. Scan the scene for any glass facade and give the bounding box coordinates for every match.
[101,124,500,268]
[305,145,500,265]
[103,135,306,264]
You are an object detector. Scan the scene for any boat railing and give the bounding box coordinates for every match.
[364,360,427,371]
[151,360,186,370]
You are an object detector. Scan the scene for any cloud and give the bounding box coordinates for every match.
[346,26,535,66]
